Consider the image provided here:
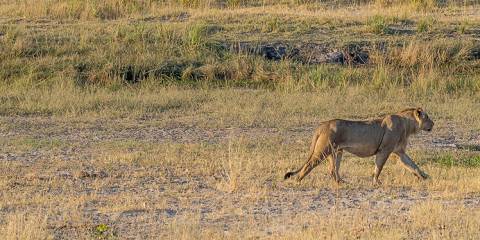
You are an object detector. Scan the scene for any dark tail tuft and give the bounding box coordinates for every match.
[284,171,295,180]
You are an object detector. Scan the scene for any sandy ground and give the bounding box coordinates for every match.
[1,116,479,239]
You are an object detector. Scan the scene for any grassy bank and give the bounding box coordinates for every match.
[1,0,480,97]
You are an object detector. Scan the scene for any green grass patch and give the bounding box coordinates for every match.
[0,137,66,152]
[431,154,480,168]
[416,17,436,33]
[366,15,392,34]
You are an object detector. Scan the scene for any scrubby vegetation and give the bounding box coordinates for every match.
[1,1,480,239]
[1,0,480,97]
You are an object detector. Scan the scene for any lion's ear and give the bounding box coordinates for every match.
[415,108,424,118]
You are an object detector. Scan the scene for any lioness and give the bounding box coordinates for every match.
[284,108,434,185]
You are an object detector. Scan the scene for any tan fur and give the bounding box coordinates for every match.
[284,108,434,185]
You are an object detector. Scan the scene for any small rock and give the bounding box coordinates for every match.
[225,41,369,65]
[57,171,72,179]
[120,209,147,217]
[77,168,108,179]
[260,45,288,60]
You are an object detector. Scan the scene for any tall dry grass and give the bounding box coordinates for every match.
[1,0,479,95]
[1,20,479,94]
[0,0,477,20]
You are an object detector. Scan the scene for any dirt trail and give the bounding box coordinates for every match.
[1,116,478,163]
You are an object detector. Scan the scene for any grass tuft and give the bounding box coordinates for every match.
[366,15,391,34]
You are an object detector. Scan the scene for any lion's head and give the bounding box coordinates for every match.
[413,108,434,132]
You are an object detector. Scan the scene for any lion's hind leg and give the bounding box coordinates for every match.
[285,131,321,180]
[296,151,331,182]
[284,148,332,181]
[296,138,334,182]
[329,150,344,183]
[285,129,334,182]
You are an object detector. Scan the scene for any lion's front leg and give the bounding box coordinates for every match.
[373,151,391,185]
[395,152,429,180]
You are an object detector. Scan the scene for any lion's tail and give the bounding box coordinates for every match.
[284,169,301,180]
[284,130,320,180]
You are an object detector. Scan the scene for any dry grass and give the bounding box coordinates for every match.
[0,212,51,240]
[1,88,480,239]
[1,84,479,130]
[1,123,479,238]
[1,0,480,239]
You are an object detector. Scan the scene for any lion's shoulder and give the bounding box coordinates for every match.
[381,114,408,132]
